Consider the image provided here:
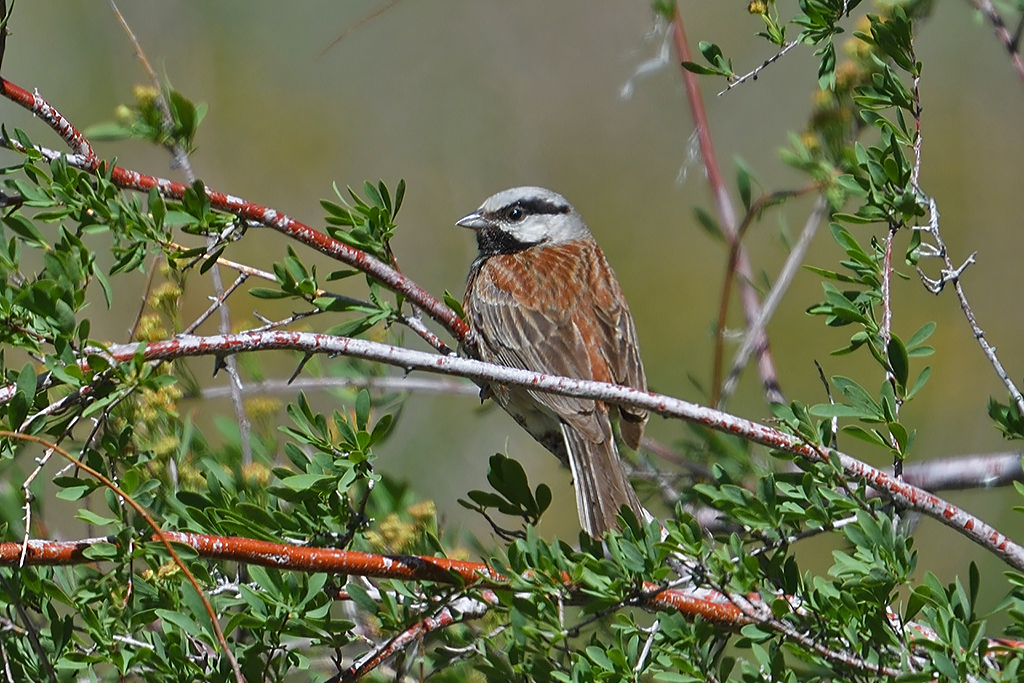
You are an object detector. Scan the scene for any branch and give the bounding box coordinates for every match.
[334,594,492,682]
[901,452,1023,492]
[915,198,1024,418]
[717,40,801,95]
[719,195,827,405]
[671,8,784,405]
[197,375,478,400]
[6,329,1014,570]
[967,0,1024,87]
[0,532,747,626]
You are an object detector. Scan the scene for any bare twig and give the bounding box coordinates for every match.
[718,194,828,405]
[915,198,1024,417]
[181,273,248,335]
[318,0,404,58]
[717,40,800,95]
[128,255,161,339]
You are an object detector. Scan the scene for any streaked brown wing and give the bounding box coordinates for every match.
[588,248,648,448]
[468,258,602,444]
[465,241,609,443]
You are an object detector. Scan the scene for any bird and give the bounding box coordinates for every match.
[458,186,649,537]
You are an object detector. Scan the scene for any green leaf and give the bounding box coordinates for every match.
[249,287,290,299]
[82,121,135,141]
[535,484,552,515]
[586,646,614,671]
[82,542,119,559]
[325,316,376,338]
[355,389,370,431]
[346,582,378,615]
[887,334,909,390]
[156,609,202,637]
[679,61,720,76]
[368,413,393,446]
[906,366,931,400]
[906,321,936,349]
[443,289,466,320]
[694,207,724,243]
[280,473,333,490]
[888,421,909,456]
[808,403,874,419]
[75,509,121,526]
[842,425,888,448]
[4,212,48,247]
[735,157,754,212]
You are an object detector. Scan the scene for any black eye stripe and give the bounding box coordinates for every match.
[499,198,571,217]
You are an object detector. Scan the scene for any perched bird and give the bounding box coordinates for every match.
[458,186,649,537]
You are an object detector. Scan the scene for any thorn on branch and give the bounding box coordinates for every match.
[288,353,314,384]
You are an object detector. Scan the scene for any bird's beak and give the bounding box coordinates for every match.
[456,212,490,230]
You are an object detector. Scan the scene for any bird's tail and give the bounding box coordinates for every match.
[561,423,649,537]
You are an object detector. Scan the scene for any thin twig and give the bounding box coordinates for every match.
[128,255,161,339]
[197,374,477,400]
[914,198,1024,417]
[966,0,1024,86]
[107,0,253,463]
[317,0,404,58]
[181,273,248,335]
[718,193,827,406]
[717,40,800,96]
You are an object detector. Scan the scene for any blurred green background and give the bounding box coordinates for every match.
[4,1,1022,604]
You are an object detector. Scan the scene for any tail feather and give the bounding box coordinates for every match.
[561,423,647,537]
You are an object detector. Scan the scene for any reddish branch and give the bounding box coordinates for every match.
[0,532,748,626]
[7,531,1020,680]
[163,532,505,585]
[0,77,469,345]
[671,9,784,405]
[968,0,1024,87]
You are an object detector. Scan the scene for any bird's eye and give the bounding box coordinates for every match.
[504,206,524,223]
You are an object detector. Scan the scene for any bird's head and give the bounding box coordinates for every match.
[457,186,591,255]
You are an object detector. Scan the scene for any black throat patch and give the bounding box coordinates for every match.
[475,226,538,258]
